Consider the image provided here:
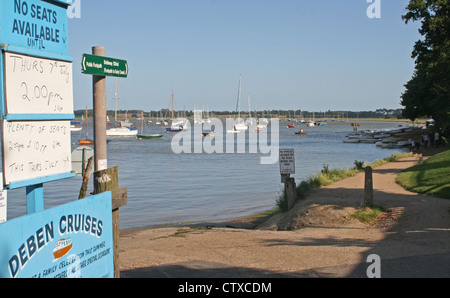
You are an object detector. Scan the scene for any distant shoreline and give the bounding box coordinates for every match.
[73,114,426,124]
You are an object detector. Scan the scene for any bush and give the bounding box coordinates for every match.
[275,187,289,212]
[354,160,365,171]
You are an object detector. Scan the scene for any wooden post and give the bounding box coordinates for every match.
[94,166,127,278]
[92,46,107,172]
[78,156,94,200]
[90,46,128,278]
[363,166,373,207]
[284,177,297,210]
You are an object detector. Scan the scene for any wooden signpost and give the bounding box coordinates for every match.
[279,148,297,209]
[81,46,129,278]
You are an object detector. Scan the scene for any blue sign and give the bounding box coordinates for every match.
[0,192,114,278]
[0,0,70,56]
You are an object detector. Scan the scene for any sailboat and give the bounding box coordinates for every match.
[106,78,138,137]
[79,107,92,145]
[306,112,315,127]
[70,121,82,132]
[136,112,163,140]
[227,75,248,133]
[166,90,188,133]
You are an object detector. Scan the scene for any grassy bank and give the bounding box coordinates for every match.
[276,152,412,212]
[396,150,450,199]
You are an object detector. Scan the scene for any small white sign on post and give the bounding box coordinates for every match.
[279,148,295,175]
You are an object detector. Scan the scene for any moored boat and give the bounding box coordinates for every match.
[137,133,163,140]
[107,126,138,136]
[295,130,307,135]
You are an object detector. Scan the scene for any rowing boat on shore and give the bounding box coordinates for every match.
[343,126,420,148]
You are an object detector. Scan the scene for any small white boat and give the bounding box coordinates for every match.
[106,127,138,136]
[70,121,82,132]
[70,125,82,132]
[233,122,248,131]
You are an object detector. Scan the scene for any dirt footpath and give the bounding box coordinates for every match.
[119,155,450,278]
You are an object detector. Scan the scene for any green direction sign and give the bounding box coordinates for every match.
[82,54,128,78]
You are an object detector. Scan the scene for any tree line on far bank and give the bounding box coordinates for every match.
[74,108,406,120]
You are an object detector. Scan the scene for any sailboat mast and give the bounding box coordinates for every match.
[85,106,88,139]
[114,78,118,127]
[171,89,174,121]
[237,75,242,119]
[141,111,144,134]
[248,93,251,118]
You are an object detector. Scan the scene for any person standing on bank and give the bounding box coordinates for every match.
[434,131,440,148]
[423,133,429,149]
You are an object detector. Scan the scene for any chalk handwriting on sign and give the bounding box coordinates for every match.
[2,120,72,185]
[279,148,295,175]
[4,52,73,116]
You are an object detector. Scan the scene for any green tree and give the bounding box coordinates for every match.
[401,0,450,134]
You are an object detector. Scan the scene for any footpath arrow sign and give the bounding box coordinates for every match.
[82,54,128,78]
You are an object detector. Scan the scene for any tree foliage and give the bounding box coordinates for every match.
[401,0,450,134]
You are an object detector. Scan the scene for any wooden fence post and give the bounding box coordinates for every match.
[285,177,297,210]
[78,156,94,200]
[363,166,373,207]
[94,166,127,278]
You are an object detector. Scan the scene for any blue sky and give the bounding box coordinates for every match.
[68,0,421,113]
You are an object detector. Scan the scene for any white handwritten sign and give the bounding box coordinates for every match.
[1,120,72,185]
[3,52,73,115]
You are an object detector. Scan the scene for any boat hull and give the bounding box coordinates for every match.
[79,139,111,145]
[137,134,163,139]
[166,128,183,133]
[107,127,138,136]
[79,139,93,145]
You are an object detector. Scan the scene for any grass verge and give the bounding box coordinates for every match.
[396,149,450,199]
[350,205,386,223]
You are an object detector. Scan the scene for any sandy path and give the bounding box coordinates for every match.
[118,155,450,277]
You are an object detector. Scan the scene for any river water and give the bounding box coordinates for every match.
[4,119,410,230]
